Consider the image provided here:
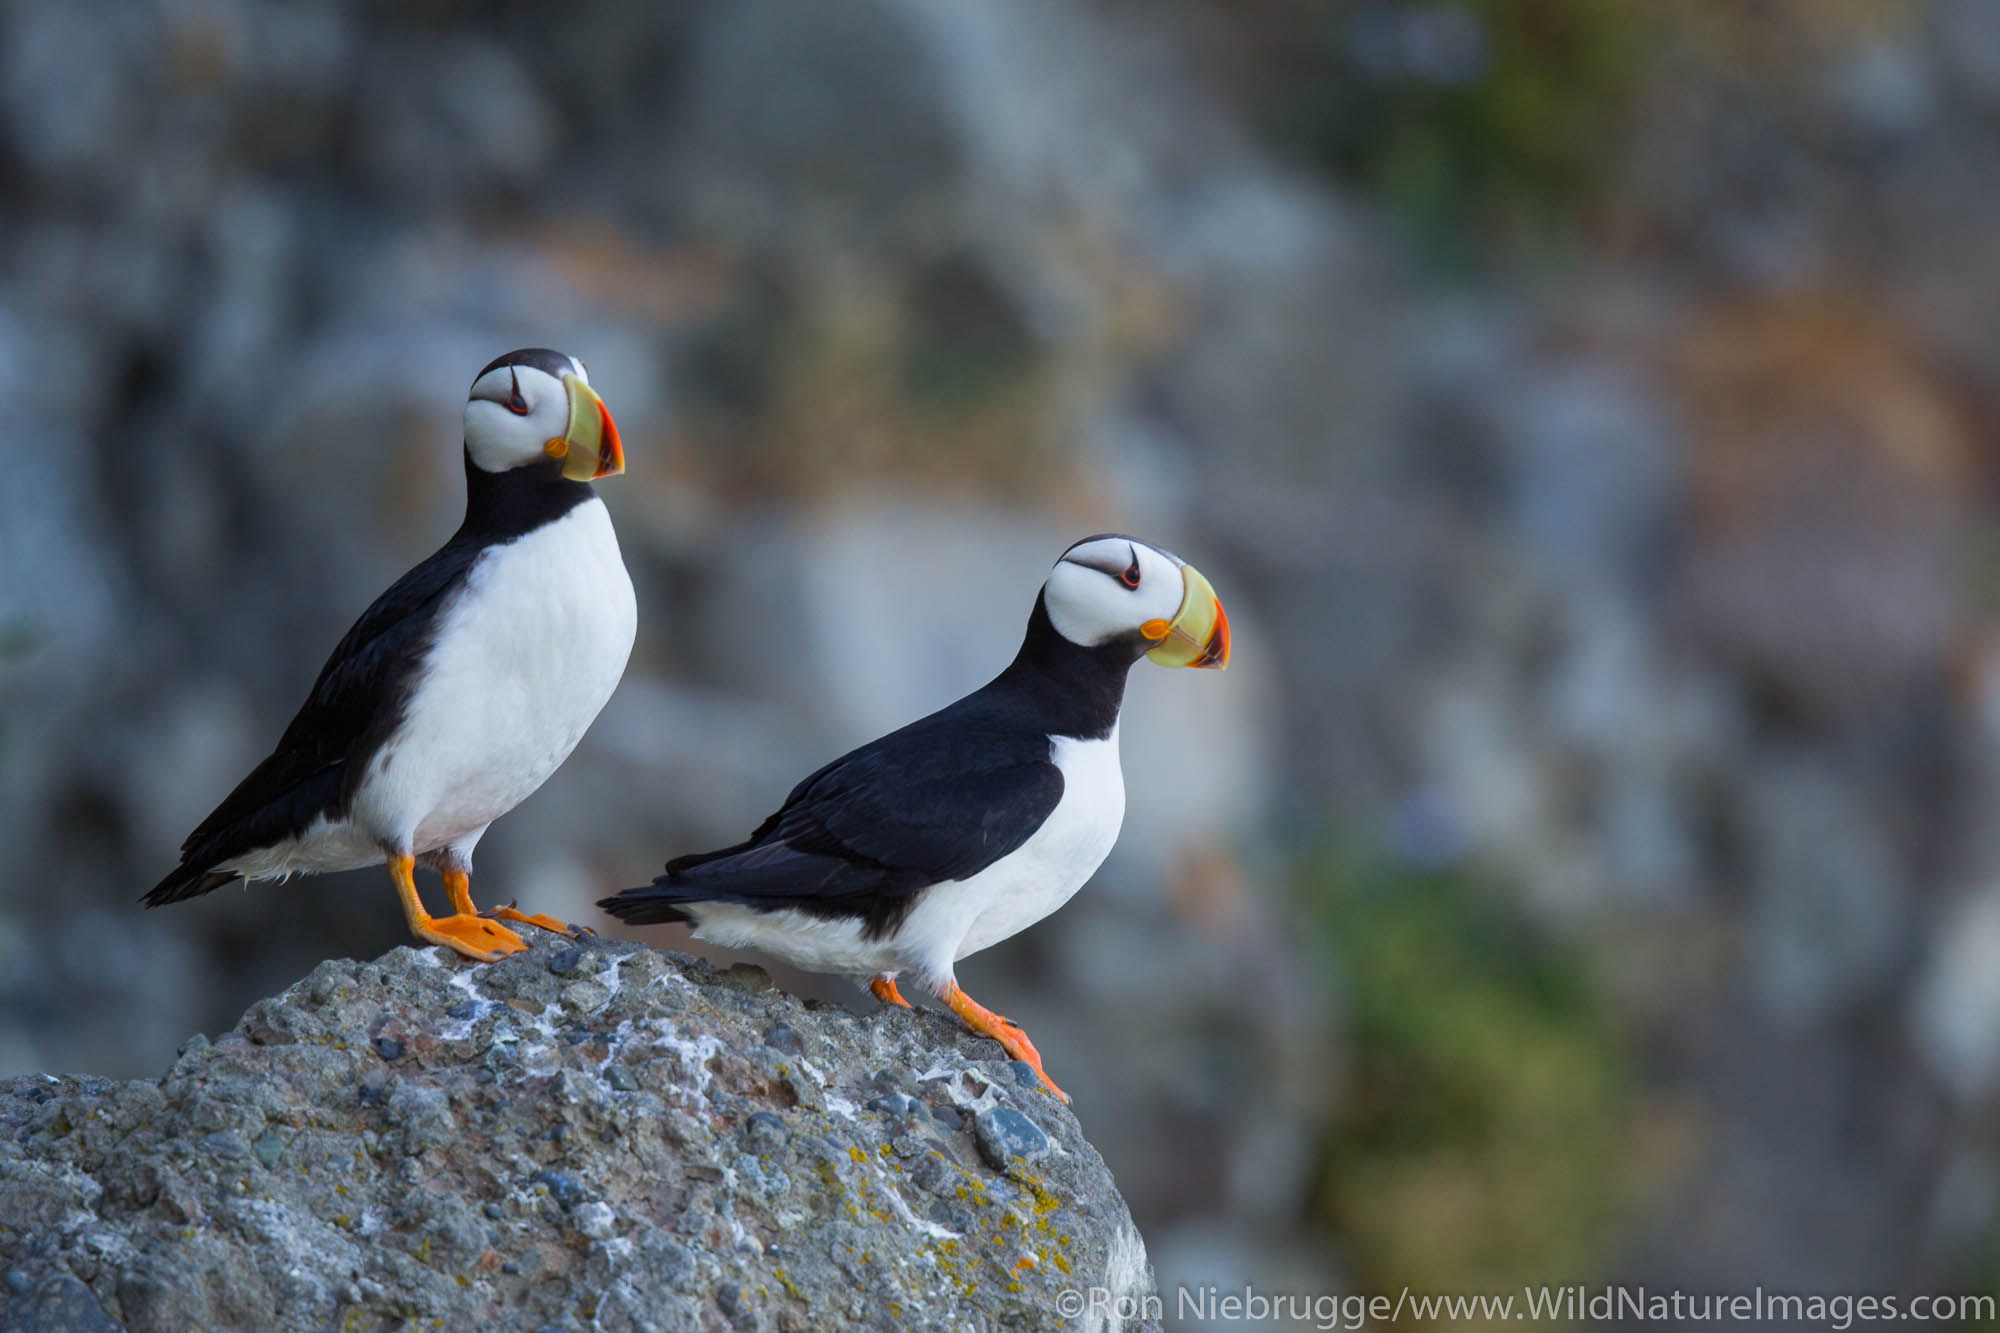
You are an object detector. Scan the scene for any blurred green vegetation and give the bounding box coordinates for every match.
[1958,1230,2000,1333]
[1302,845,1652,1301]
[1254,0,1651,268]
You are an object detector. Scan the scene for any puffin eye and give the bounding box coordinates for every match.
[1119,558,1141,589]
[505,370,529,416]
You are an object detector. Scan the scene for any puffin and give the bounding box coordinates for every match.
[144,349,637,963]
[599,534,1229,1099]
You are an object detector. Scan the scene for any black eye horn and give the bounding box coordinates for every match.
[1119,545,1141,589]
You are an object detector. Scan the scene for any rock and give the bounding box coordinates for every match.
[868,1092,927,1122]
[0,935,1157,1333]
[1671,297,1974,725]
[353,37,556,206]
[676,0,961,239]
[1933,0,2000,106]
[2,1273,122,1333]
[973,1106,1051,1176]
[1744,757,1909,1028]
[571,1201,617,1241]
[545,944,591,977]
[1913,889,2000,1103]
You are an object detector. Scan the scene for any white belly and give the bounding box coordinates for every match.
[906,727,1124,976]
[687,904,913,978]
[690,728,1125,984]
[351,498,635,855]
[219,813,384,880]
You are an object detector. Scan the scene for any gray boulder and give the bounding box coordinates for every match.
[0,934,1157,1332]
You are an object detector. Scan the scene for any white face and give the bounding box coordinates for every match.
[463,354,587,473]
[1043,535,1187,648]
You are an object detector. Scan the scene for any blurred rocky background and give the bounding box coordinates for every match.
[6,0,2000,1324]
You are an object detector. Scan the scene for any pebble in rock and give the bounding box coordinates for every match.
[529,1169,588,1210]
[973,1106,1051,1173]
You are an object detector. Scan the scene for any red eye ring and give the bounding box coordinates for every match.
[1119,559,1141,589]
[505,369,529,415]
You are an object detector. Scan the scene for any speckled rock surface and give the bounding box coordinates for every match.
[0,935,1157,1332]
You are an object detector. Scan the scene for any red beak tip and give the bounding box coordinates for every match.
[1202,599,1231,668]
[594,401,624,476]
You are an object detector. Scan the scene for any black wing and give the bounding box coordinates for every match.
[141,539,479,905]
[600,708,1065,935]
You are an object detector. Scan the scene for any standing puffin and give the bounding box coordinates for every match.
[144,349,637,963]
[599,535,1229,1099]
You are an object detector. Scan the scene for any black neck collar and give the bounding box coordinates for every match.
[987,593,1144,740]
[456,450,596,546]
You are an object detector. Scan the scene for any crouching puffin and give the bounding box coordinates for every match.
[144,349,637,963]
[599,535,1229,1100]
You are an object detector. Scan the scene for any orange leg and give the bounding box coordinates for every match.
[444,869,590,937]
[869,974,912,1008]
[390,854,526,962]
[938,980,1069,1103]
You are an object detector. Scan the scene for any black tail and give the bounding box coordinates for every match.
[596,881,696,926]
[141,863,237,908]
[140,760,346,909]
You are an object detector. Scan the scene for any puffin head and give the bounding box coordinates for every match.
[464,348,623,481]
[1042,534,1230,669]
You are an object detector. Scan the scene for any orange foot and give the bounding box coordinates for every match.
[939,979,1069,1103]
[414,912,528,962]
[486,902,593,936]
[390,856,526,962]
[869,974,912,1008]
[442,871,589,937]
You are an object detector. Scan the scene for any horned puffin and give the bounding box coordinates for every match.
[599,535,1229,1099]
[144,349,637,963]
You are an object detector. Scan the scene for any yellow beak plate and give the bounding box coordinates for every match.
[556,373,624,481]
[1144,563,1230,669]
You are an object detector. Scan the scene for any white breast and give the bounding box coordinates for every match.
[354,497,636,855]
[895,725,1125,982]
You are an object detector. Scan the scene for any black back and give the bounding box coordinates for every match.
[143,452,595,905]
[599,595,1144,937]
